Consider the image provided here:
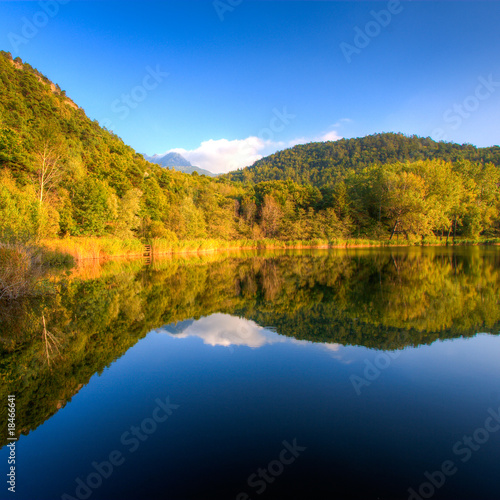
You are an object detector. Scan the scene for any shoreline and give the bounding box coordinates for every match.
[1,237,499,300]
[38,238,500,262]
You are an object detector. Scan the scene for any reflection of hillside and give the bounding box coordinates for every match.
[236,248,500,348]
[1,248,499,446]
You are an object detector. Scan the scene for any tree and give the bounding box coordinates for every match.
[410,160,465,242]
[72,178,113,236]
[113,188,143,238]
[0,128,26,180]
[0,170,37,241]
[378,166,430,239]
[178,197,207,239]
[35,140,63,205]
[260,195,283,238]
[454,160,500,238]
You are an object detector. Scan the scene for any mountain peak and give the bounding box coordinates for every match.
[144,151,216,177]
[146,152,192,168]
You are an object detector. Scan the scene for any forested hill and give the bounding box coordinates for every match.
[0,50,155,190]
[226,133,500,188]
[1,51,499,242]
[0,51,245,241]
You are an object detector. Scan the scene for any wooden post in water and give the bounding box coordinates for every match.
[144,244,152,265]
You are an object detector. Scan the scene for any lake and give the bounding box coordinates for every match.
[1,247,499,500]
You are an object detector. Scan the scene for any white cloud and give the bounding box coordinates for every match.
[319,129,343,142]
[321,343,342,352]
[287,137,310,148]
[288,128,343,147]
[330,118,352,128]
[157,314,348,359]
[165,123,347,174]
[158,314,287,348]
[288,127,348,148]
[169,137,269,175]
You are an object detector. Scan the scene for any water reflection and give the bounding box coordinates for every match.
[160,313,343,352]
[159,314,282,347]
[0,247,499,447]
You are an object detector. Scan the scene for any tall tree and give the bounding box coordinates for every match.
[35,140,63,206]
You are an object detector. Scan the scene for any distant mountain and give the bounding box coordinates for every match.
[146,152,192,168]
[144,152,216,177]
[225,133,500,188]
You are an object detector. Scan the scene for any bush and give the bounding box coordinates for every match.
[0,244,44,300]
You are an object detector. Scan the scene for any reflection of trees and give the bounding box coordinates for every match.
[41,314,62,367]
[1,248,499,446]
[342,248,500,333]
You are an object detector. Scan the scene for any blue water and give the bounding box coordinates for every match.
[3,314,500,500]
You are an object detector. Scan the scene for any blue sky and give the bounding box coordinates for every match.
[1,1,499,173]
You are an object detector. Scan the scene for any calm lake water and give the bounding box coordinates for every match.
[1,247,500,500]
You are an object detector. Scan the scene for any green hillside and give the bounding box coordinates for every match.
[0,50,499,251]
[226,133,500,188]
[0,50,247,241]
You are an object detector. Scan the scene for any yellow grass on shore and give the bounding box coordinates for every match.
[38,236,500,262]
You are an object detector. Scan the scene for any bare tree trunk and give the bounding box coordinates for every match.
[446,225,452,245]
[42,314,50,366]
[41,313,61,367]
[36,141,63,205]
[391,254,400,274]
[389,220,399,241]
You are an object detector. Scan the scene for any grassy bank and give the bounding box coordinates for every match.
[38,236,500,262]
[0,243,74,300]
[40,237,145,260]
[39,237,390,261]
[2,236,499,300]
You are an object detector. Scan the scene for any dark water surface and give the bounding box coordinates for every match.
[1,247,499,499]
